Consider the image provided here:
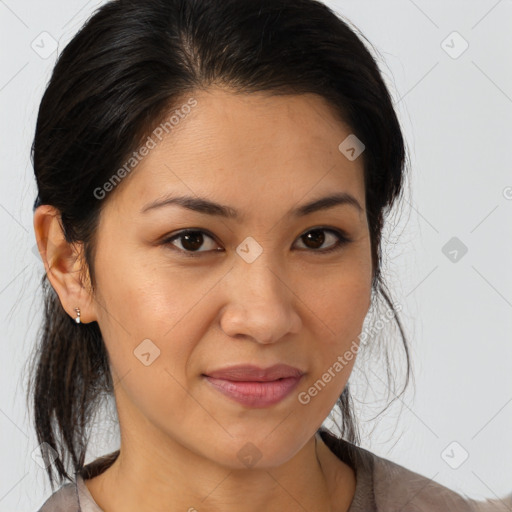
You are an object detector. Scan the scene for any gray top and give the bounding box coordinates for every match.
[37,428,512,512]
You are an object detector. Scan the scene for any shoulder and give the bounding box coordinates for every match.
[35,451,118,512]
[318,428,512,512]
[36,482,78,512]
[370,450,512,512]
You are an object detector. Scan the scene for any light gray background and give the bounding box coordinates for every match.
[1,0,511,510]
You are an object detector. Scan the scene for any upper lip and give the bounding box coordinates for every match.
[204,364,305,382]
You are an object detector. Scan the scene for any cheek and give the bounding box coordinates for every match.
[94,273,213,437]
[303,260,372,343]
[91,251,206,400]
[94,239,207,337]
[295,260,371,403]
[323,284,370,343]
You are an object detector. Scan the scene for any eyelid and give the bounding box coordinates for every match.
[161,226,352,257]
[161,229,220,256]
[298,227,352,253]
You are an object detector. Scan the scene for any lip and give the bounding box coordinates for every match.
[205,364,304,382]
[203,364,305,408]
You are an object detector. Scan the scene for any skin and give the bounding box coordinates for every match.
[34,88,373,512]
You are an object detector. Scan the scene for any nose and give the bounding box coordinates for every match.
[219,258,302,344]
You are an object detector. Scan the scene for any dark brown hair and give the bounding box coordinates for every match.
[27,0,412,491]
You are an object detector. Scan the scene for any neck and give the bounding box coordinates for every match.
[84,431,355,512]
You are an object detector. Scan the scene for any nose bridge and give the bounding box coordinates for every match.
[219,247,301,343]
[239,252,285,302]
[234,232,287,297]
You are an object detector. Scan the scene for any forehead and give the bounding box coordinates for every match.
[105,88,366,219]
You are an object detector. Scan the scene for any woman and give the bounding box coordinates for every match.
[29,0,511,510]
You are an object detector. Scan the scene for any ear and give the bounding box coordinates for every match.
[33,205,97,324]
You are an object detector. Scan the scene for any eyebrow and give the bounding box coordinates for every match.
[141,192,363,218]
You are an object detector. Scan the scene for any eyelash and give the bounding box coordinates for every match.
[160,227,352,258]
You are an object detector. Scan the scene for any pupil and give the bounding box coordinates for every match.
[304,230,324,249]
[182,232,203,251]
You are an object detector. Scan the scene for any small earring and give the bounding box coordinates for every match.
[74,307,81,324]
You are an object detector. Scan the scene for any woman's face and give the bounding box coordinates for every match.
[88,88,372,469]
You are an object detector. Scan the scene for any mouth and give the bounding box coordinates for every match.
[202,375,303,408]
[204,363,304,381]
[202,364,305,408]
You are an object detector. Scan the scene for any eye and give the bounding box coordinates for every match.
[294,227,351,253]
[162,229,221,256]
[161,227,351,257]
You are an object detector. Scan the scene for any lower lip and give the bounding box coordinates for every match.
[203,375,303,408]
